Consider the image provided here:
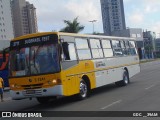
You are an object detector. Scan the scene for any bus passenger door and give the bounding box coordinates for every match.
[61,40,79,96]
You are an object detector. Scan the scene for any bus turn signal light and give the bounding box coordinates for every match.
[10,84,20,89]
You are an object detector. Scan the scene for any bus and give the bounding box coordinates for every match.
[0,53,9,87]
[9,32,140,103]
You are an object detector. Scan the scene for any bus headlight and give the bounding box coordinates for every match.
[47,79,61,85]
[11,84,15,88]
[52,79,57,84]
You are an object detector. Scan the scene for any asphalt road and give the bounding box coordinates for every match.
[1,60,160,120]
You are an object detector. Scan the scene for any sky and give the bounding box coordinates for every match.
[27,0,160,37]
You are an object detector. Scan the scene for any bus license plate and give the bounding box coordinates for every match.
[26,90,35,94]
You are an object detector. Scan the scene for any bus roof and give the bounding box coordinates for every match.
[12,32,136,41]
[58,32,136,40]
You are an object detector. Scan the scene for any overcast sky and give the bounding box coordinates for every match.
[27,0,160,36]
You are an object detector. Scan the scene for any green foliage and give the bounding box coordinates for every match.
[144,44,153,53]
[60,17,84,33]
[0,47,9,54]
[93,32,103,35]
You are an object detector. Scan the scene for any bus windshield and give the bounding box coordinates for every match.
[9,43,60,77]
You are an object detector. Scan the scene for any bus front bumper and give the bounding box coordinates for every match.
[10,85,63,100]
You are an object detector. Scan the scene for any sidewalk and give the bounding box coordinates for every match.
[0,88,12,102]
[140,58,160,63]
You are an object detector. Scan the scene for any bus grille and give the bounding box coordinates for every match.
[22,89,42,96]
[21,84,43,90]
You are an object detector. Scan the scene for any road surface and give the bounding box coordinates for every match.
[1,60,160,120]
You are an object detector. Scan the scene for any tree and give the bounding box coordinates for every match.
[93,32,104,35]
[144,44,153,59]
[60,17,84,33]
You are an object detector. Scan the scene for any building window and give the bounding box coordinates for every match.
[137,34,141,37]
[131,34,136,38]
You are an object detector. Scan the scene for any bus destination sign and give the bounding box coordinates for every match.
[10,34,58,49]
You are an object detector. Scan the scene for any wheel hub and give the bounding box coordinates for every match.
[80,82,87,98]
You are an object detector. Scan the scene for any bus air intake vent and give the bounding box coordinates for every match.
[21,83,43,90]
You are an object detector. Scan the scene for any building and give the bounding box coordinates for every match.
[143,31,156,59]
[0,0,14,50]
[100,0,126,35]
[155,38,160,51]
[11,0,38,37]
[155,38,160,58]
[112,28,144,59]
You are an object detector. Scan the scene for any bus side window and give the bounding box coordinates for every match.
[75,38,91,60]
[90,39,104,59]
[120,41,127,55]
[129,41,137,55]
[112,40,123,56]
[62,42,77,61]
[102,40,114,58]
[124,41,130,55]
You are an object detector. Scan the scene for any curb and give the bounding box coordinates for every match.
[4,87,10,92]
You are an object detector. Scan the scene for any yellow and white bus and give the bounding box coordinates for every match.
[9,32,140,103]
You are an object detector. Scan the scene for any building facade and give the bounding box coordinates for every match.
[11,0,38,37]
[155,38,160,58]
[0,0,14,50]
[100,0,126,35]
[155,38,160,51]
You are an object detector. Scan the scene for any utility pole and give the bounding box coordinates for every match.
[89,20,97,34]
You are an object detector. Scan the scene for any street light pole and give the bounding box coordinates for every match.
[89,20,97,34]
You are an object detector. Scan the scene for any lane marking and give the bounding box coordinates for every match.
[145,85,155,90]
[101,100,122,110]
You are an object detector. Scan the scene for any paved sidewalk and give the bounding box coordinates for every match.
[0,90,12,102]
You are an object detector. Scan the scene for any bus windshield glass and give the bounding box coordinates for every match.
[9,35,60,77]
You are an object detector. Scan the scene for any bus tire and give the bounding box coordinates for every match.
[36,97,50,104]
[115,71,129,86]
[77,79,88,100]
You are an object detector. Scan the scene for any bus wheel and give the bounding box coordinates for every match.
[78,80,88,100]
[36,97,50,104]
[115,71,129,86]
